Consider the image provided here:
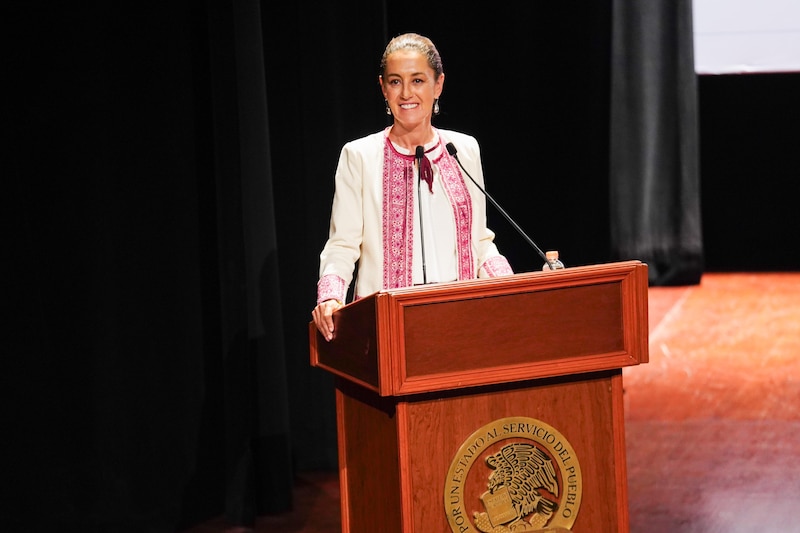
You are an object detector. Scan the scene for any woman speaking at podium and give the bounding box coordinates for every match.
[312,32,513,341]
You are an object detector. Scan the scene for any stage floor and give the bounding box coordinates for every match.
[187,272,800,533]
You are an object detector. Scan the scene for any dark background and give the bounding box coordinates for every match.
[6,1,798,531]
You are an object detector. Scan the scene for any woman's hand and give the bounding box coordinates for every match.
[312,299,344,341]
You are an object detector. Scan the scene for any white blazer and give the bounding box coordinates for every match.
[318,128,511,302]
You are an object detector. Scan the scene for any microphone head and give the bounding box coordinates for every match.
[415,146,424,159]
[445,142,457,156]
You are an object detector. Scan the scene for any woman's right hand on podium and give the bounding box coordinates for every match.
[312,299,343,342]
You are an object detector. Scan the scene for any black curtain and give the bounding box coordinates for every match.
[6,1,291,530]
[609,0,704,285]
[261,1,387,473]
[206,0,293,526]
[698,73,800,272]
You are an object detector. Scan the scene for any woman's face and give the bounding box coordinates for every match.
[380,50,444,131]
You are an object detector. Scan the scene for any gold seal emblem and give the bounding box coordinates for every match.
[444,417,583,533]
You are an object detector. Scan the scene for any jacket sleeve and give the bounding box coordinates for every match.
[317,142,365,303]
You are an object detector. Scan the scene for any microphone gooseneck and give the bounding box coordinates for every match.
[445,142,550,266]
[415,145,428,284]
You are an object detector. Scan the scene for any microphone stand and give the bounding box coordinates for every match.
[415,146,428,284]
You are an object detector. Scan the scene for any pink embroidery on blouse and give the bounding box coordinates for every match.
[434,147,475,281]
[482,255,514,277]
[382,136,415,289]
[381,130,479,287]
[317,274,346,304]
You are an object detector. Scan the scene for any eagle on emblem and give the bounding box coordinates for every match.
[485,442,559,528]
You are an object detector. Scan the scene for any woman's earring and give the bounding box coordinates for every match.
[385,100,392,116]
[433,98,440,115]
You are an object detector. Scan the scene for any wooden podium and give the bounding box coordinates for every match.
[309,261,648,532]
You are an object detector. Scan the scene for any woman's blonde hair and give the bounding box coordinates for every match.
[379,33,444,80]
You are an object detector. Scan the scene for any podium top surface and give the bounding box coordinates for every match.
[310,261,649,396]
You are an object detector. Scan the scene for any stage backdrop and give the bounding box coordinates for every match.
[11,0,798,531]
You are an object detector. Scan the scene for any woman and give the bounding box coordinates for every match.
[312,33,513,340]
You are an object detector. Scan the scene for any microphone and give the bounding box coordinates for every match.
[445,142,551,267]
[415,146,428,284]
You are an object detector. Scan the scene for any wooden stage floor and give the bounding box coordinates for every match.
[187,272,800,533]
